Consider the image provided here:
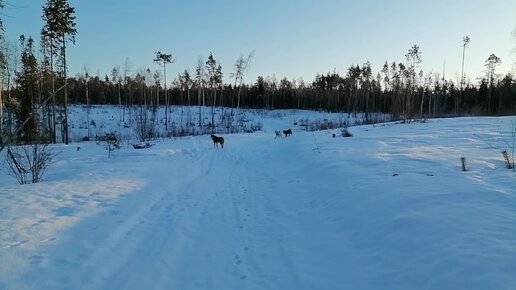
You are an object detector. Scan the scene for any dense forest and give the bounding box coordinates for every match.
[1,0,515,146]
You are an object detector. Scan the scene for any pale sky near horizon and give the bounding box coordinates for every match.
[4,0,516,85]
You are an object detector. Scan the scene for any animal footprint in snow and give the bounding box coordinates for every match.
[234,254,243,265]
[29,255,44,265]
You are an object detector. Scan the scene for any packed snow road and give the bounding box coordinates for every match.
[1,133,356,290]
[1,116,516,290]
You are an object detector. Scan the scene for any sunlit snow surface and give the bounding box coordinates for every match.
[1,107,515,290]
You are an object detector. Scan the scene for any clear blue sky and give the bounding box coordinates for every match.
[4,0,516,85]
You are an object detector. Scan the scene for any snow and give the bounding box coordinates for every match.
[1,108,516,290]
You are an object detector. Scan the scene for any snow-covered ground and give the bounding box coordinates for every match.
[1,109,515,289]
[65,105,372,142]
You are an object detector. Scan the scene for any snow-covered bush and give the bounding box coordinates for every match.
[341,127,353,137]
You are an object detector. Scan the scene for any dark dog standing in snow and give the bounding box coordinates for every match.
[283,129,292,137]
[210,134,224,148]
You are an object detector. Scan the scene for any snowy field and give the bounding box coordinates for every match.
[1,108,516,290]
[65,105,374,142]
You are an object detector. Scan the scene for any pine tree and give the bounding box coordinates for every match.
[42,0,77,144]
[206,53,217,130]
[405,45,422,120]
[485,53,501,114]
[458,36,471,115]
[154,51,173,131]
[180,70,193,125]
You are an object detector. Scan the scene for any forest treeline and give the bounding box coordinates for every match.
[60,58,516,116]
[1,0,515,146]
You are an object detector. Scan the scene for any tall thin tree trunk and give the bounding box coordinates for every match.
[0,82,3,143]
[118,82,122,120]
[187,87,191,126]
[180,89,184,128]
[86,79,90,138]
[7,68,12,136]
[459,44,467,116]
[488,69,492,115]
[202,87,205,126]
[164,64,168,131]
[62,35,69,144]
[211,88,216,132]
[198,86,202,127]
[237,85,242,110]
[51,46,56,143]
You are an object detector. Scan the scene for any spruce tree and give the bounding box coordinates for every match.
[14,35,39,143]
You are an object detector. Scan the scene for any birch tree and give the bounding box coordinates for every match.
[230,51,254,114]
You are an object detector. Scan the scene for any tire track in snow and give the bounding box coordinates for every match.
[86,149,217,290]
[86,147,254,289]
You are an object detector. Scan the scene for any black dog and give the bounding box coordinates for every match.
[210,134,224,148]
[283,129,292,137]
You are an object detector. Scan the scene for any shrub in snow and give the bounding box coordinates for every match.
[96,133,120,158]
[303,118,350,132]
[501,150,513,169]
[133,110,157,142]
[4,144,54,184]
[341,128,353,137]
[132,142,152,149]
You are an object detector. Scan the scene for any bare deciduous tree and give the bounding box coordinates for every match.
[230,51,254,113]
